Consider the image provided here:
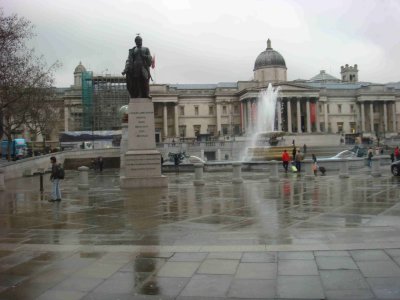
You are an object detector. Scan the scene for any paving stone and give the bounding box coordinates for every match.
[227,279,276,298]
[367,277,400,299]
[357,260,400,277]
[324,289,376,300]
[277,275,324,299]
[385,249,400,257]
[241,251,277,262]
[207,252,243,260]
[179,274,232,297]
[152,277,190,297]
[320,270,369,290]
[351,250,391,261]
[236,262,277,279]
[169,252,208,262]
[278,251,314,260]
[314,250,350,256]
[52,276,104,292]
[278,259,318,275]
[35,289,87,300]
[92,271,135,294]
[156,261,200,277]
[316,256,358,270]
[197,259,239,275]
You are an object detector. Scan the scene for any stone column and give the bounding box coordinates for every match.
[361,102,366,132]
[315,100,321,132]
[216,103,221,134]
[78,166,90,190]
[383,102,388,133]
[392,102,397,133]
[370,102,374,133]
[246,99,252,134]
[232,162,243,184]
[287,98,292,133]
[277,99,282,131]
[64,106,69,132]
[324,102,329,133]
[306,98,311,133]
[217,149,221,161]
[339,159,349,179]
[174,104,179,137]
[297,98,301,133]
[193,163,205,186]
[163,103,168,138]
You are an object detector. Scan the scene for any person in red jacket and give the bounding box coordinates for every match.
[395,146,400,161]
[282,149,290,173]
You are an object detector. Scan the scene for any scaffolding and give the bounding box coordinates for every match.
[82,74,129,131]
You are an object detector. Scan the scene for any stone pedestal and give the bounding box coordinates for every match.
[0,169,5,191]
[232,162,243,184]
[193,163,205,186]
[120,98,167,188]
[78,166,89,190]
[269,160,279,182]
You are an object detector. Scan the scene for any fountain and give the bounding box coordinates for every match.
[244,83,284,161]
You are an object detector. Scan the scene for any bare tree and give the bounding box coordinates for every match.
[0,8,60,160]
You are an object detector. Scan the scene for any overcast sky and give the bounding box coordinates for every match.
[3,0,400,87]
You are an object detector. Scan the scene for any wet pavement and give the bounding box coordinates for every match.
[1,167,400,299]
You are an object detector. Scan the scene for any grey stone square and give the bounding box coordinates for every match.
[179,274,232,297]
[277,275,324,299]
[241,251,277,262]
[357,260,400,277]
[279,251,314,260]
[156,261,200,277]
[351,250,391,261]
[279,259,318,275]
[228,279,276,298]
[236,262,277,279]
[367,277,400,299]
[316,256,358,270]
[320,270,369,290]
[314,250,350,257]
[169,252,208,262]
[197,259,239,275]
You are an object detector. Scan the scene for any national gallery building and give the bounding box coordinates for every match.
[63,39,400,142]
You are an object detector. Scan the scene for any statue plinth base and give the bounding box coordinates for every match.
[120,98,168,188]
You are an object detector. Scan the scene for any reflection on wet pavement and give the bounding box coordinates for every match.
[1,169,400,299]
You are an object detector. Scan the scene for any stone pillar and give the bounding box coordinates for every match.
[200,149,205,161]
[370,102,374,133]
[339,159,349,178]
[120,123,129,177]
[217,149,221,161]
[247,100,252,133]
[193,163,205,186]
[392,102,396,132]
[383,102,388,133]
[216,103,221,134]
[163,103,168,138]
[174,104,179,137]
[78,166,90,190]
[297,98,301,133]
[269,160,279,182]
[361,102,366,132]
[324,102,329,133]
[0,169,5,191]
[315,100,321,133]
[232,162,243,184]
[371,157,381,177]
[64,106,69,132]
[277,99,282,131]
[306,98,311,133]
[287,98,292,133]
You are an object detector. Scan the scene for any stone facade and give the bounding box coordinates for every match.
[62,40,400,142]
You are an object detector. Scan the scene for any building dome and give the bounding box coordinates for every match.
[74,62,86,74]
[254,39,286,71]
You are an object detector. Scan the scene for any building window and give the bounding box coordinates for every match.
[207,125,216,136]
[194,106,199,116]
[234,105,239,114]
[319,104,323,114]
[349,122,356,133]
[372,104,377,113]
[193,125,201,136]
[233,125,240,135]
[337,104,342,113]
[179,125,186,137]
[221,124,229,135]
[350,104,355,113]
[327,104,330,114]
[154,105,159,116]
[222,106,227,115]
[337,122,344,133]
[179,106,185,116]
[209,106,214,115]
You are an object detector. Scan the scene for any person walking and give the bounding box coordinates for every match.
[49,156,62,202]
[295,150,303,173]
[97,156,104,172]
[367,147,373,168]
[311,153,318,176]
[303,143,307,155]
[281,149,290,173]
[292,146,297,161]
[395,146,400,161]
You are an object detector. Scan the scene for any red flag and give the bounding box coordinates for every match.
[151,55,155,69]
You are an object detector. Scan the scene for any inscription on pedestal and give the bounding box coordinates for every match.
[128,99,156,150]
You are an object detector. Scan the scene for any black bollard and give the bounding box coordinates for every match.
[40,172,44,193]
